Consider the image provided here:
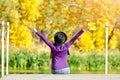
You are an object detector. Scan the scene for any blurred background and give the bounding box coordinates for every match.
[0,0,120,76]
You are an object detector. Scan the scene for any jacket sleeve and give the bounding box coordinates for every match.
[65,30,84,48]
[36,32,54,48]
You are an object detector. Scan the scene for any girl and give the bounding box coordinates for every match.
[29,26,88,74]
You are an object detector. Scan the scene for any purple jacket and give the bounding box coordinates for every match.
[36,30,84,70]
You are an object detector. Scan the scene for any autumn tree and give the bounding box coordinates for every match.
[0,0,120,51]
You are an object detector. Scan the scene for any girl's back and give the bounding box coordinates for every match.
[51,44,69,70]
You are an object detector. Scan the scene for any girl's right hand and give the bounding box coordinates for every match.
[29,26,37,32]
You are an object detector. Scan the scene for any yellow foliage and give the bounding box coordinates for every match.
[88,22,96,31]
[10,10,21,19]
[75,31,95,51]
[10,23,34,48]
[109,35,117,49]
[20,0,42,21]
[0,0,120,51]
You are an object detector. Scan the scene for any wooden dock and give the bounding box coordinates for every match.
[0,74,120,80]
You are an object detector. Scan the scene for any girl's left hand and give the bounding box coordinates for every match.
[83,26,88,31]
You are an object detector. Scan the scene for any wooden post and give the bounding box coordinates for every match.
[6,22,10,75]
[105,22,108,75]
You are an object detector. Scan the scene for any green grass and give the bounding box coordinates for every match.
[0,48,120,75]
[8,49,49,70]
[68,51,105,71]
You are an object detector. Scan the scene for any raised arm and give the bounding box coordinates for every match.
[29,26,54,48]
[65,26,88,48]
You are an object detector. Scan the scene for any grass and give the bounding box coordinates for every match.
[0,47,120,75]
